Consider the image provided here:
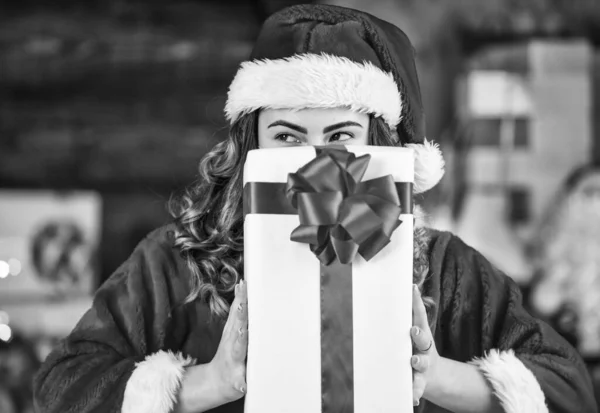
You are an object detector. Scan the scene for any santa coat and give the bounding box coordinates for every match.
[33,224,597,413]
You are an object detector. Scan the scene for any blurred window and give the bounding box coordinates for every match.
[470,117,529,148]
[507,186,530,224]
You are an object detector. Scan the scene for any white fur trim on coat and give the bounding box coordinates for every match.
[470,349,548,413]
[406,139,445,194]
[122,350,196,413]
[225,53,403,128]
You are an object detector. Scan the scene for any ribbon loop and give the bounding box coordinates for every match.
[286,147,404,265]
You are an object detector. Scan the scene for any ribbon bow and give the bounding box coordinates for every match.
[286,147,403,265]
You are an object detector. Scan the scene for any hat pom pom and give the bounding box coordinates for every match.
[406,139,445,194]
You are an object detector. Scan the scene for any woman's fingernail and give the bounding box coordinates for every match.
[238,303,243,312]
[412,326,420,336]
[240,385,246,393]
[412,355,419,366]
[238,327,244,336]
[414,399,420,406]
[240,279,244,287]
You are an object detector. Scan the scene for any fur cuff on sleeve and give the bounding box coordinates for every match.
[122,350,196,413]
[470,349,548,413]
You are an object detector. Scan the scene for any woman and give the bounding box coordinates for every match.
[528,164,600,358]
[33,4,596,413]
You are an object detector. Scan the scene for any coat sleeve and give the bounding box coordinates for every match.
[33,232,196,413]
[431,234,597,413]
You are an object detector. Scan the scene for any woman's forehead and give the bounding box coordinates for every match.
[258,108,369,126]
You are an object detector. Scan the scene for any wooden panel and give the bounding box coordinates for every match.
[0,1,257,191]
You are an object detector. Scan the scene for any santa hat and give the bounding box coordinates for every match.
[224,4,444,193]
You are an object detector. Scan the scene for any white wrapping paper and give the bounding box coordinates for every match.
[243,146,414,413]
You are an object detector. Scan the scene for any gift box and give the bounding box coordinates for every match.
[243,146,414,413]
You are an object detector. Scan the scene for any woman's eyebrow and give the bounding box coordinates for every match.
[323,121,363,133]
[267,120,308,133]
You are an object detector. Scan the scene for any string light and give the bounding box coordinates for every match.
[0,261,9,279]
[0,324,11,342]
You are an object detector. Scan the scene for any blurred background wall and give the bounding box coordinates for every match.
[0,0,599,411]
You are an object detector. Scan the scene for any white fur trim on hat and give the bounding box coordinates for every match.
[122,350,196,413]
[225,53,402,128]
[470,349,548,413]
[406,139,445,194]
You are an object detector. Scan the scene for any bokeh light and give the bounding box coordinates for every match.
[0,324,12,342]
[0,261,9,279]
[8,258,21,276]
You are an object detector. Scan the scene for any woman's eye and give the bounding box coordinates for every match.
[274,133,302,144]
[329,132,354,142]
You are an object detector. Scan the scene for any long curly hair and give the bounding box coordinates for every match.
[169,111,432,318]
[529,165,600,356]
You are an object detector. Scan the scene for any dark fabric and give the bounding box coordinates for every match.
[32,226,241,413]
[421,230,597,413]
[249,4,425,144]
[33,225,597,413]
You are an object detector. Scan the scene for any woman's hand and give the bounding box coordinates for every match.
[174,280,248,413]
[408,285,504,413]
[209,280,249,403]
[411,284,440,407]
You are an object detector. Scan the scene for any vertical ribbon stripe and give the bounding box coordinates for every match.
[320,260,354,413]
